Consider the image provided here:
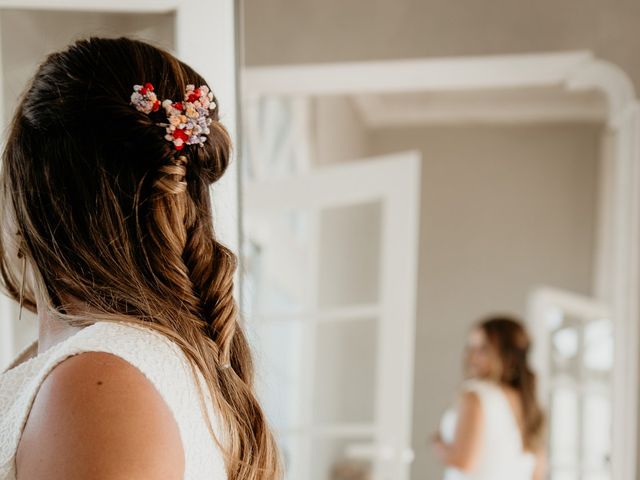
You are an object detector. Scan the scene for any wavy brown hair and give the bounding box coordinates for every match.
[0,37,281,479]
[478,316,546,453]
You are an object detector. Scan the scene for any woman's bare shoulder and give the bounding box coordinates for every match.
[16,351,185,480]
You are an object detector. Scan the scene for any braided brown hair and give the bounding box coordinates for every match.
[0,37,281,479]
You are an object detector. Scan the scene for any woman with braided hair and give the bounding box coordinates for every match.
[432,316,547,480]
[0,37,281,480]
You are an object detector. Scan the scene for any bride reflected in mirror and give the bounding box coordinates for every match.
[432,316,547,480]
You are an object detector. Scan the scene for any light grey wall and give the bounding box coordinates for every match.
[367,122,600,480]
[243,0,640,93]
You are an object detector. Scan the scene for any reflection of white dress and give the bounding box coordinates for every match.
[439,379,536,480]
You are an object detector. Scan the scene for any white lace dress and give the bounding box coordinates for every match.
[0,321,227,480]
[439,379,536,480]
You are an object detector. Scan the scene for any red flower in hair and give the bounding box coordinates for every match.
[131,82,216,150]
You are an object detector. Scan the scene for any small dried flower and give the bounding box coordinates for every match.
[130,82,216,150]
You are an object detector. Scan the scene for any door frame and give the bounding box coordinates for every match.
[0,0,240,368]
[244,151,422,480]
[243,51,640,480]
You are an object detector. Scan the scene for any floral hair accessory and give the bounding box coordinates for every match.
[161,84,216,150]
[130,82,216,151]
[130,83,161,114]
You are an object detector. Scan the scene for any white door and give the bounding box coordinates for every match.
[528,288,613,480]
[241,151,421,480]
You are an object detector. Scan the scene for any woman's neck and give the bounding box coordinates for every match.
[36,298,88,354]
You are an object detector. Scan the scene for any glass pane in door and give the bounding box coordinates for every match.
[243,200,382,314]
[313,318,378,424]
[317,202,382,308]
[243,209,316,316]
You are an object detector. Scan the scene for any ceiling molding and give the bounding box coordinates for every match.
[351,87,607,127]
[243,51,594,97]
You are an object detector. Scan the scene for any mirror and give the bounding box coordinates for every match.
[238,17,639,479]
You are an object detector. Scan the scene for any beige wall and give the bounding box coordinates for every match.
[243,0,640,93]
[367,122,600,480]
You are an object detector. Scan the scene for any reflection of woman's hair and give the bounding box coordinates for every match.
[0,37,280,480]
[478,316,545,452]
